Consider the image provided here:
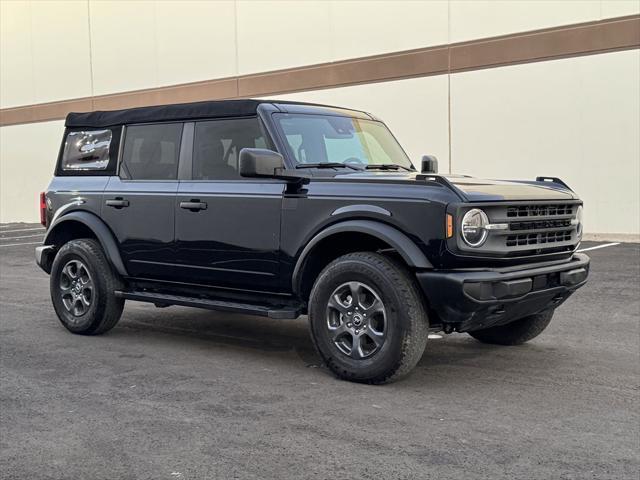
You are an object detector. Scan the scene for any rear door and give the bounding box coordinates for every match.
[174,117,285,290]
[101,122,185,279]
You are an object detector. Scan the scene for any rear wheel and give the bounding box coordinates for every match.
[50,238,124,335]
[468,310,554,345]
[308,252,428,384]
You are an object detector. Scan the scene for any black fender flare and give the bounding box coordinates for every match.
[292,219,432,294]
[44,210,128,277]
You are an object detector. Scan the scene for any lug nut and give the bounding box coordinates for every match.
[347,323,352,328]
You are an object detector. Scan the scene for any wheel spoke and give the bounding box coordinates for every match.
[364,298,384,315]
[350,334,364,359]
[80,292,91,307]
[348,282,362,308]
[329,322,348,340]
[63,262,78,280]
[62,296,73,311]
[328,294,350,315]
[365,330,385,348]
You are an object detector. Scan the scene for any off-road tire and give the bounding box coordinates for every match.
[308,252,429,384]
[50,238,124,335]
[468,310,554,345]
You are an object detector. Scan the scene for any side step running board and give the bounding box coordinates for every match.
[115,290,302,320]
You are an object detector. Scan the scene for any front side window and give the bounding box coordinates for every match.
[120,123,183,180]
[62,130,112,170]
[192,117,267,180]
[274,114,414,170]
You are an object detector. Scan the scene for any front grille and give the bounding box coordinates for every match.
[456,201,580,258]
[506,230,573,247]
[507,204,574,218]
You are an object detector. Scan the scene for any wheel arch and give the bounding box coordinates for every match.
[292,220,432,301]
[44,211,128,276]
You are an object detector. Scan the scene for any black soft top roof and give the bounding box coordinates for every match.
[65,99,367,128]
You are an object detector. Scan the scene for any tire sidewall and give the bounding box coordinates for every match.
[50,240,109,334]
[309,257,414,381]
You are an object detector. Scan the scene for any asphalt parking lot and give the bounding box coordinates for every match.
[1,223,638,480]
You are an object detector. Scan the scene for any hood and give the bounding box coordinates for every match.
[328,170,577,201]
[444,175,576,201]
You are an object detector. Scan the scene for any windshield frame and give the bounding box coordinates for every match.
[271,112,415,171]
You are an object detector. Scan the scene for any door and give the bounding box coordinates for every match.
[174,117,284,290]
[101,122,184,279]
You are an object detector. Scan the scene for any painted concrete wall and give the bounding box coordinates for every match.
[2,0,638,106]
[1,0,639,236]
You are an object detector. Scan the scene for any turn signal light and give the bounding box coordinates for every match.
[446,214,453,238]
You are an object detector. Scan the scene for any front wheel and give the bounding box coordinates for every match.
[467,310,554,345]
[308,252,429,384]
[50,238,124,335]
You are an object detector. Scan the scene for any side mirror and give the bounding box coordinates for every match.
[239,148,285,178]
[421,155,438,174]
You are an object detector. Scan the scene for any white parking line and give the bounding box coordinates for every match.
[0,227,45,234]
[0,234,45,240]
[577,242,620,252]
[0,225,33,229]
[0,241,42,248]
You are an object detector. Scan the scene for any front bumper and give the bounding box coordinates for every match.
[416,253,590,332]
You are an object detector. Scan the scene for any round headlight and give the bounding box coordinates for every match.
[575,205,583,238]
[461,208,489,247]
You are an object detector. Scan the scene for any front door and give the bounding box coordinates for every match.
[174,117,284,290]
[101,122,184,279]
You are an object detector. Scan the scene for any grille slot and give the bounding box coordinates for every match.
[510,219,572,231]
[506,230,573,247]
[507,204,574,218]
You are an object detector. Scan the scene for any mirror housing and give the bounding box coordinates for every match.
[421,155,438,174]
[239,148,285,178]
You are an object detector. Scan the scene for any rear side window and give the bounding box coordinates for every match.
[192,117,267,180]
[120,123,183,180]
[61,130,112,170]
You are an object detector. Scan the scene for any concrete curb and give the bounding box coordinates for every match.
[583,233,640,243]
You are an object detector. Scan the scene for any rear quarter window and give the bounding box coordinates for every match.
[62,130,112,170]
[56,127,121,176]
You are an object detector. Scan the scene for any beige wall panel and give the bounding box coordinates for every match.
[0,121,63,223]
[30,0,92,104]
[155,0,237,86]
[0,0,34,108]
[329,0,448,59]
[236,0,332,74]
[264,75,451,171]
[449,0,601,43]
[602,0,640,18]
[88,0,158,95]
[450,50,640,235]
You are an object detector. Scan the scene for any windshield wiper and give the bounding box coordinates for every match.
[296,162,363,171]
[365,163,414,172]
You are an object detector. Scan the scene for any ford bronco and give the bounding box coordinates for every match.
[36,99,589,383]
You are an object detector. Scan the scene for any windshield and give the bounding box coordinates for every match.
[274,113,414,170]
